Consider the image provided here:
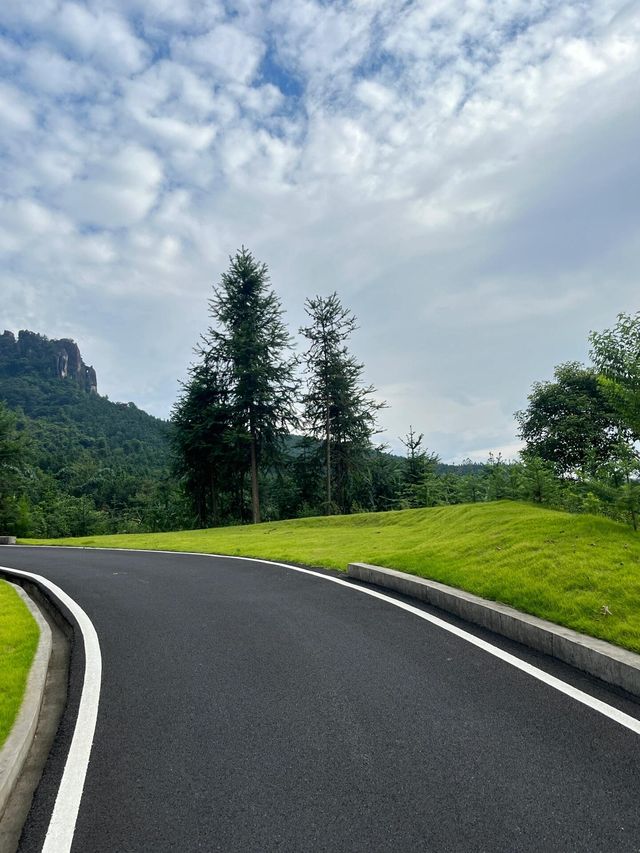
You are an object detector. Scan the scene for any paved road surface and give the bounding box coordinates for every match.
[2,546,640,852]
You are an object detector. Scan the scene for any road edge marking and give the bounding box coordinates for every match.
[9,546,640,736]
[347,561,640,697]
[0,565,102,853]
[216,554,640,735]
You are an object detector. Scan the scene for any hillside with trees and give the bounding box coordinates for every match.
[0,331,185,537]
[2,256,639,538]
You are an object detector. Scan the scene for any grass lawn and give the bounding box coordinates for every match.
[0,580,39,749]
[22,501,640,653]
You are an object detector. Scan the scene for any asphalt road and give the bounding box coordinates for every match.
[2,546,640,853]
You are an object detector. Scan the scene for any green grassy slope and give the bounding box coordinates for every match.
[0,580,39,748]
[22,501,640,653]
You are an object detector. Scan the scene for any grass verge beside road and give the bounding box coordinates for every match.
[0,580,39,748]
[22,501,640,654]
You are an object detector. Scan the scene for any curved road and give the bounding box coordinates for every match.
[2,546,640,852]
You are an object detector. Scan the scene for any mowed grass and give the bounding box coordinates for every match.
[0,580,39,749]
[22,501,640,653]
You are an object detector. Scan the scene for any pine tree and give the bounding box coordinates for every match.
[204,247,298,524]
[400,426,427,486]
[171,354,238,526]
[397,428,441,508]
[300,292,384,514]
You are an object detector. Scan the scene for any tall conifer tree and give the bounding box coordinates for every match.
[205,247,298,523]
[300,292,384,514]
[171,354,237,526]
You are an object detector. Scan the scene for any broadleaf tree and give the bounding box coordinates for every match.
[515,361,622,475]
[590,312,640,439]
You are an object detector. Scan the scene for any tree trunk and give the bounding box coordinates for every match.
[326,394,331,515]
[250,431,260,524]
[238,471,246,523]
[210,472,220,527]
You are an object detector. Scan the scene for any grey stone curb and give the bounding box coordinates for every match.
[347,562,640,698]
[0,583,52,820]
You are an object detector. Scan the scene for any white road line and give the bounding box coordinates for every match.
[10,545,640,737]
[191,552,640,737]
[0,565,102,853]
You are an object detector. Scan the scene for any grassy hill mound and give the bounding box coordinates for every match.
[23,501,640,653]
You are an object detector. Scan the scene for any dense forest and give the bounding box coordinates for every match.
[1,253,639,537]
[0,331,186,537]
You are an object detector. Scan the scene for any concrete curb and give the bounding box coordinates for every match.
[0,583,52,820]
[347,562,640,698]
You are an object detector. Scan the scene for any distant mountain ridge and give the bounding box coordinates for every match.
[0,328,169,467]
[0,329,180,537]
[0,329,97,394]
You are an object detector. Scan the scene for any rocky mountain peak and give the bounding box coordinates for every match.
[0,329,98,393]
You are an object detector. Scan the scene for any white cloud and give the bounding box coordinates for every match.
[427,282,589,327]
[108,0,224,33]
[269,0,379,84]
[378,380,520,459]
[1,0,640,459]
[121,61,220,162]
[240,84,284,116]
[124,60,218,121]
[57,145,164,228]
[0,81,34,131]
[172,23,265,84]
[23,46,100,94]
[0,199,71,254]
[0,35,22,63]
[355,80,395,112]
[53,3,149,73]
[0,0,59,28]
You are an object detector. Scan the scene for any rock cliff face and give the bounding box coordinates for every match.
[0,330,98,393]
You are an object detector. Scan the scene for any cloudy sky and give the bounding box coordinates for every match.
[1,0,639,460]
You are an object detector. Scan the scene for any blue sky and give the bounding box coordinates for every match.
[1,0,639,459]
